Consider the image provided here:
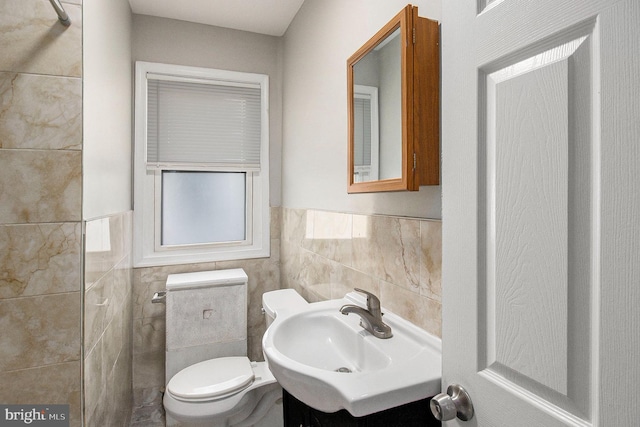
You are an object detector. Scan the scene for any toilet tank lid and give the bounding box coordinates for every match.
[262,289,308,318]
[166,269,248,290]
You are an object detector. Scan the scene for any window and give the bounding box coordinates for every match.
[133,62,269,267]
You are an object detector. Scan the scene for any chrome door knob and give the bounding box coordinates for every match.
[430,384,474,421]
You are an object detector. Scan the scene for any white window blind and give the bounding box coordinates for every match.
[146,75,262,169]
[353,96,372,166]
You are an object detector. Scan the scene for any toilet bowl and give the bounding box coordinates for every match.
[161,269,307,427]
[163,357,281,427]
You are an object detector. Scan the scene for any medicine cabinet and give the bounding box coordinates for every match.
[347,5,439,193]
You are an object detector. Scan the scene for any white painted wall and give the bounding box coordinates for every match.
[282,0,442,219]
[131,15,284,207]
[83,0,133,219]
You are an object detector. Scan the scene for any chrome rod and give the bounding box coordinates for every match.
[49,0,71,26]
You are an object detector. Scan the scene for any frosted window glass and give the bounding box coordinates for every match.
[161,171,246,246]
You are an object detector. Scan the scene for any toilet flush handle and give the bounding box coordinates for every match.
[152,291,166,304]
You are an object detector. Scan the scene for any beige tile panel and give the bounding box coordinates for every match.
[380,281,441,338]
[0,1,82,76]
[0,222,81,298]
[307,210,353,265]
[269,234,281,263]
[112,255,133,315]
[280,207,443,336]
[281,207,309,247]
[279,240,302,293]
[85,219,118,286]
[86,306,133,427]
[104,351,133,427]
[328,265,379,300]
[85,262,131,353]
[133,279,167,320]
[248,335,265,363]
[281,242,334,302]
[83,337,104,420]
[0,149,81,223]
[103,306,125,374]
[295,249,333,302]
[0,72,81,150]
[84,271,109,352]
[352,214,421,291]
[133,350,165,390]
[0,361,82,427]
[85,212,132,287]
[217,257,281,339]
[133,317,165,356]
[270,206,282,241]
[85,386,109,427]
[420,220,442,302]
[0,292,81,371]
[135,261,217,285]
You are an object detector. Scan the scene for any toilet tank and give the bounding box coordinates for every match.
[165,268,249,382]
[262,289,308,327]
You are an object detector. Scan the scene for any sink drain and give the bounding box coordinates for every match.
[335,367,352,373]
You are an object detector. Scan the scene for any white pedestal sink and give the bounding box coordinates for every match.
[262,291,441,417]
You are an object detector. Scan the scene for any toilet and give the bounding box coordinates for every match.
[162,269,307,427]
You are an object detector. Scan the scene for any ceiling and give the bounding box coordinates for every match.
[128,0,305,37]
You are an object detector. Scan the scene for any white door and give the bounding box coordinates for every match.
[441,0,640,425]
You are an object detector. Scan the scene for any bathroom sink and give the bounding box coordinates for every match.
[272,309,392,373]
[262,292,441,417]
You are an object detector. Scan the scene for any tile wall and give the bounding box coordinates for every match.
[281,208,442,337]
[84,212,133,426]
[0,0,83,425]
[130,205,442,423]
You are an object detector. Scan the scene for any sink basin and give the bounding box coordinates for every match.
[262,292,441,417]
[272,309,392,373]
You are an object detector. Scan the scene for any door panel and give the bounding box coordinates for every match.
[442,0,639,425]
[480,26,595,419]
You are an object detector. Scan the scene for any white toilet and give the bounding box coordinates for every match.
[162,269,307,427]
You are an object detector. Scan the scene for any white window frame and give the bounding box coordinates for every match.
[353,84,380,182]
[133,61,269,267]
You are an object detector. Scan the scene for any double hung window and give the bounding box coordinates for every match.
[133,62,269,266]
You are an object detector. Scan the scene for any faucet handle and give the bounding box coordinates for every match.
[354,288,381,314]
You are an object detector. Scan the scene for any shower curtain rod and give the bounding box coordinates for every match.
[49,0,71,26]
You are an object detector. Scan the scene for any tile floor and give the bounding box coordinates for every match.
[130,388,165,427]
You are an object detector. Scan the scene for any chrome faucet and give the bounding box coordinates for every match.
[340,288,393,339]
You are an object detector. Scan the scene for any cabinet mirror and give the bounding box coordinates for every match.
[347,4,439,193]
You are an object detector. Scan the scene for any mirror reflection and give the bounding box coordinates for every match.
[352,28,402,183]
[352,85,379,182]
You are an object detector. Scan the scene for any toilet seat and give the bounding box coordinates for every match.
[167,356,255,402]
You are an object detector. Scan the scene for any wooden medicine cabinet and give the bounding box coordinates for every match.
[347,5,439,193]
